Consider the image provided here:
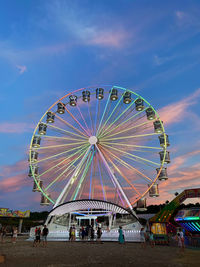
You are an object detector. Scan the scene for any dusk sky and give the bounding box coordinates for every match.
[0,0,200,211]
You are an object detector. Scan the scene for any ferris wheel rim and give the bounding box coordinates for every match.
[29,85,168,207]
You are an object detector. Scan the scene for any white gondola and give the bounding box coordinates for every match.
[148,184,159,197]
[40,194,51,205]
[156,167,168,181]
[135,98,144,111]
[146,107,155,120]
[32,136,41,148]
[159,151,170,164]
[153,120,163,133]
[159,134,170,147]
[123,91,131,104]
[96,88,104,100]
[110,89,118,101]
[32,179,43,192]
[38,123,47,135]
[136,198,147,211]
[69,95,77,106]
[57,102,65,114]
[82,91,90,102]
[46,112,55,123]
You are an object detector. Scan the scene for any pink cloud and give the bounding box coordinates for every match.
[158,88,200,125]
[0,122,34,133]
[16,65,27,74]
[88,30,128,48]
[0,173,29,193]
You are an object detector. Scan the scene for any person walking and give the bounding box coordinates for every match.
[42,225,49,247]
[118,226,125,244]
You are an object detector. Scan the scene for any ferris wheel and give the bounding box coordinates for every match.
[28,85,170,212]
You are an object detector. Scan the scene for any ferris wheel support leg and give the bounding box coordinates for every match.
[53,145,92,208]
[95,144,134,215]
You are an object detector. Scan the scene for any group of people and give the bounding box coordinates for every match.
[0,225,18,244]
[140,228,155,248]
[33,225,49,247]
[69,225,102,242]
[139,227,185,251]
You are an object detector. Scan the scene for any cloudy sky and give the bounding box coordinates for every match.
[0,0,200,211]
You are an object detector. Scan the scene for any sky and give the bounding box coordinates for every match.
[0,0,200,211]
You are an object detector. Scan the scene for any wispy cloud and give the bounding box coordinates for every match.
[158,88,200,125]
[0,122,34,133]
[16,65,27,74]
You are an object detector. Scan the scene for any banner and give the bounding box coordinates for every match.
[0,208,30,218]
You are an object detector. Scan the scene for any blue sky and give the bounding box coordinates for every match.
[0,0,200,211]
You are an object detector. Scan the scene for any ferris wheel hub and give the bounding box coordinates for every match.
[89,136,98,145]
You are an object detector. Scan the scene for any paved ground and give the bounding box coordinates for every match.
[0,236,199,267]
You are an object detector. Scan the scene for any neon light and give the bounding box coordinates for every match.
[175,217,200,221]
[191,222,200,231]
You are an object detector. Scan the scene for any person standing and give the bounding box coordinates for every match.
[33,227,38,247]
[12,227,18,244]
[118,226,125,244]
[1,226,6,243]
[42,225,49,247]
[140,228,146,248]
[35,227,41,247]
[71,225,76,241]
[149,231,155,248]
[97,227,102,243]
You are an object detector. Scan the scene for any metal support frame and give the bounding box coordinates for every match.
[54,145,92,208]
[95,144,134,215]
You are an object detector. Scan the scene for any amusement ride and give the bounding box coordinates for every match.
[28,85,170,241]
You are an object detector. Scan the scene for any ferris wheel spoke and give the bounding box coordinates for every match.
[87,101,94,135]
[99,144,153,182]
[96,144,134,212]
[100,141,161,150]
[72,150,94,201]
[101,142,160,167]
[76,104,92,136]
[94,98,100,136]
[54,113,88,138]
[36,143,89,163]
[101,107,149,138]
[43,122,87,139]
[37,145,89,179]
[97,155,106,201]
[98,98,137,138]
[45,148,88,191]
[63,104,90,137]
[98,94,124,137]
[101,132,159,142]
[96,90,112,136]
[105,156,141,197]
[41,135,88,142]
[104,120,154,139]
[36,141,87,150]
[53,145,92,207]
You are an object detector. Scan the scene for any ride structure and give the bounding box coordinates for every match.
[149,188,200,244]
[28,85,170,241]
